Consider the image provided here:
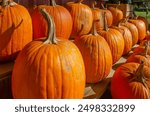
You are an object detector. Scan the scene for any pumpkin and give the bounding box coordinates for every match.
[133,40,150,55]
[111,62,150,99]
[74,20,112,83]
[129,18,146,42]
[98,12,124,64]
[31,0,73,40]
[66,0,93,39]
[0,0,32,62]
[127,41,150,67]
[91,1,113,31]
[111,24,132,55]
[108,6,123,26]
[119,18,138,46]
[12,9,85,98]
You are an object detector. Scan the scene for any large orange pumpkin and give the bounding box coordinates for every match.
[31,0,73,40]
[66,0,93,39]
[75,21,112,83]
[0,0,32,62]
[111,62,150,99]
[12,9,85,99]
[98,13,124,64]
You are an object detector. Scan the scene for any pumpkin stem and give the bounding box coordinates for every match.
[101,3,106,9]
[129,61,150,88]
[49,0,57,6]
[103,12,109,31]
[140,41,149,57]
[40,8,57,44]
[76,0,83,4]
[91,20,98,36]
[91,1,97,9]
[1,0,16,6]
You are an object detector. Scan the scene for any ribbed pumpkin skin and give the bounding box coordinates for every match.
[31,5,73,40]
[112,26,132,55]
[120,21,138,46]
[98,28,124,64]
[111,63,150,99]
[0,3,32,62]
[12,40,85,98]
[66,2,93,38]
[75,35,112,83]
[108,7,123,26]
[92,8,113,31]
[126,53,150,68]
[129,19,146,42]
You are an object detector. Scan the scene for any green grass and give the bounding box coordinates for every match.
[135,11,150,24]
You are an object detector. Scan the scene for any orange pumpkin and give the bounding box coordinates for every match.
[75,20,112,83]
[111,25,132,55]
[129,19,146,42]
[127,41,150,67]
[133,40,150,55]
[91,2,113,31]
[12,9,85,99]
[66,0,93,39]
[0,0,32,62]
[31,0,73,40]
[98,13,124,64]
[119,19,138,46]
[111,62,150,99]
[108,6,123,26]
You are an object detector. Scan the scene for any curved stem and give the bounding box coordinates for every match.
[101,3,106,9]
[40,8,57,44]
[141,41,149,57]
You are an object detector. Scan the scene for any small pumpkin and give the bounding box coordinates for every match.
[111,62,150,99]
[12,9,85,99]
[0,0,32,62]
[75,20,112,83]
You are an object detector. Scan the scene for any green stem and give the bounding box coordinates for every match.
[40,8,57,44]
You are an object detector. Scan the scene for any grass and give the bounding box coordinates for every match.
[135,11,150,24]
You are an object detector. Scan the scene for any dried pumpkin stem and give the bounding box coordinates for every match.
[91,1,96,9]
[49,0,57,6]
[140,41,149,57]
[129,61,150,88]
[76,0,83,3]
[40,8,57,44]
[103,12,109,31]
[1,0,16,6]
[91,21,98,36]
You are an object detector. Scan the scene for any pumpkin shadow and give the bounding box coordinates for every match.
[0,19,23,51]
